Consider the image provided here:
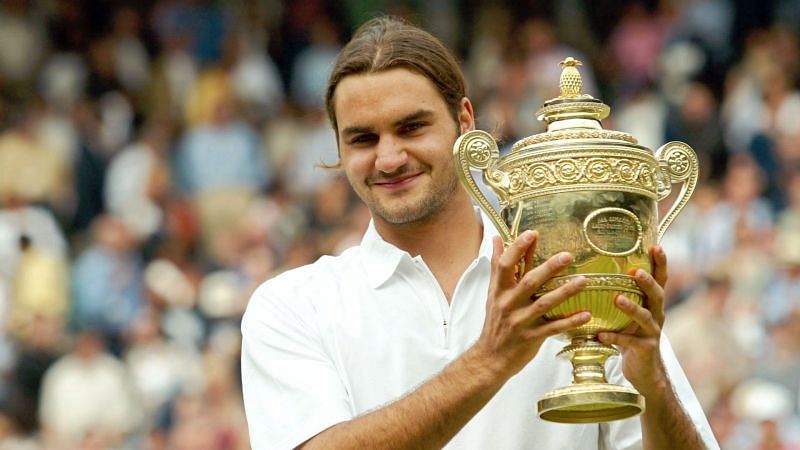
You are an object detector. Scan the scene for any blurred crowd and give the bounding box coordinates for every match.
[0,0,797,449]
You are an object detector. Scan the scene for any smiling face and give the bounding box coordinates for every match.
[333,68,474,227]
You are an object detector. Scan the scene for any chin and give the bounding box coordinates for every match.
[372,202,442,225]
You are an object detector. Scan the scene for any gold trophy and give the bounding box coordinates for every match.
[454,58,698,423]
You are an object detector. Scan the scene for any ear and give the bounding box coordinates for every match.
[457,97,475,134]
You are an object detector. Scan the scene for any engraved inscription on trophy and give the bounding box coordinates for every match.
[583,207,642,256]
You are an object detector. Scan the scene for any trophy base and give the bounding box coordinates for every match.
[537,383,645,423]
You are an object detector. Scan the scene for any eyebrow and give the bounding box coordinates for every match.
[340,109,435,140]
[393,109,434,127]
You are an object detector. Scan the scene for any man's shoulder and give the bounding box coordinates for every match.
[248,246,363,307]
[242,247,364,335]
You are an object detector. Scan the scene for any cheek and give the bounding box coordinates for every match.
[342,152,374,182]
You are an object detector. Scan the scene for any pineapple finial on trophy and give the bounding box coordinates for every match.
[559,57,583,98]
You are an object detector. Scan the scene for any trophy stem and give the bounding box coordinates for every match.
[537,335,645,423]
[560,335,617,385]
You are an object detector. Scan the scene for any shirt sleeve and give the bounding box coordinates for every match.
[598,332,720,450]
[241,283,353,450]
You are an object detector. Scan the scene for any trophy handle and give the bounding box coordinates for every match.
[654,141,699,242]
[453,130,512,243]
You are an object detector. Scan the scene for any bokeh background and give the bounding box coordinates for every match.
[0,0,798,449]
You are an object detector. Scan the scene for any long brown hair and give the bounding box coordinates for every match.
[324,16,466,134]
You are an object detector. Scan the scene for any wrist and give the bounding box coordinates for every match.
[459,343,512,391]
[638,372,672,405]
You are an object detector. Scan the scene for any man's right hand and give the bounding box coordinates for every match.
[473,230,590,379]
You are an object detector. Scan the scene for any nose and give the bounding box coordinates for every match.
[374,136,408,173]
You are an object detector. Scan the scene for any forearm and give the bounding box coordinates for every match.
[300,346,505,450]
[640,380,705,450]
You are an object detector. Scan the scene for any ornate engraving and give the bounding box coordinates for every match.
[513,129,636,151]
[467,140,491,165]
[497,156,658,199]
[667,151,691,177]
[655,165,672,200]
[536,273,641,297]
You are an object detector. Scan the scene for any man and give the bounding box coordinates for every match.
[241,16,718,450]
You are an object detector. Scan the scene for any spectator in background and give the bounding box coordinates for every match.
[39,329,142,449]
[0,104,71,209]
[664,81,728,182]
[665,268,751,411]
[71,215,144,352]
[176,69,271,264]
[0,0,47,98]
[7,235,69,343]
[289,16,341,112]
[695,154,774,271]
[109,6,151,97]
[608,1,670,98]
[1,314,64,445]
[124,306,203,435]
[105,119,173,240]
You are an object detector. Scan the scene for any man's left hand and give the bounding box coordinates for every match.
[598,246,669,397]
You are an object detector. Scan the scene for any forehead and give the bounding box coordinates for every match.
[333,68,449,129]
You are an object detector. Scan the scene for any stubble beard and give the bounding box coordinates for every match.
[365,169,460,225]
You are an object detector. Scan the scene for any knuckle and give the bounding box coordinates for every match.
[498,259,515,271]
[518,273,541,292]
[547,257,565,272]
[557,282,580,297]
[530,298,549,316]
[495,298,513,316]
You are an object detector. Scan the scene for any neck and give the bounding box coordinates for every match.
[373,190,483,300]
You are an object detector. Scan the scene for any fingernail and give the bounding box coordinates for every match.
[522,231,534,243]
[635,270,647,281]
[617,295,630,306]
[598,332,609,341]
[573,276,587,288]
[579,312,591,321]
[558,253,573,265]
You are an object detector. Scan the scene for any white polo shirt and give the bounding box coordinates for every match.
[241,213,719,450]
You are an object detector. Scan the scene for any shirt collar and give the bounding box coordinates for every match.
[360,208,499,289]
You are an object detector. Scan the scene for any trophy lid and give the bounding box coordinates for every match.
[512,57,637,151]
[536,57,609,125]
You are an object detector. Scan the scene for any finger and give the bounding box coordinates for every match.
[525,311,592,340]
[489,236,504,292]
[597,330,648,349]
[632,269,665,326]
[649,246,668,289]
[496,231,537,288]
[517,275,586,321]
[515,251,574,299]
[491,236,503,268]
[521,236,536,278]
[614,294,660,336]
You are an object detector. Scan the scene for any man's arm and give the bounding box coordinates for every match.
[599,246,707,450]
[299,231,590,450]
[638,375,706,450]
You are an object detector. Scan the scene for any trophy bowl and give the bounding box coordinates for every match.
[453,58,698,423]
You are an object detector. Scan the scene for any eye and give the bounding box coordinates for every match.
[350,133,378,146]
[400,122,426,135]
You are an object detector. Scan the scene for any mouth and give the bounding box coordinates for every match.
[370,172,423,190]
